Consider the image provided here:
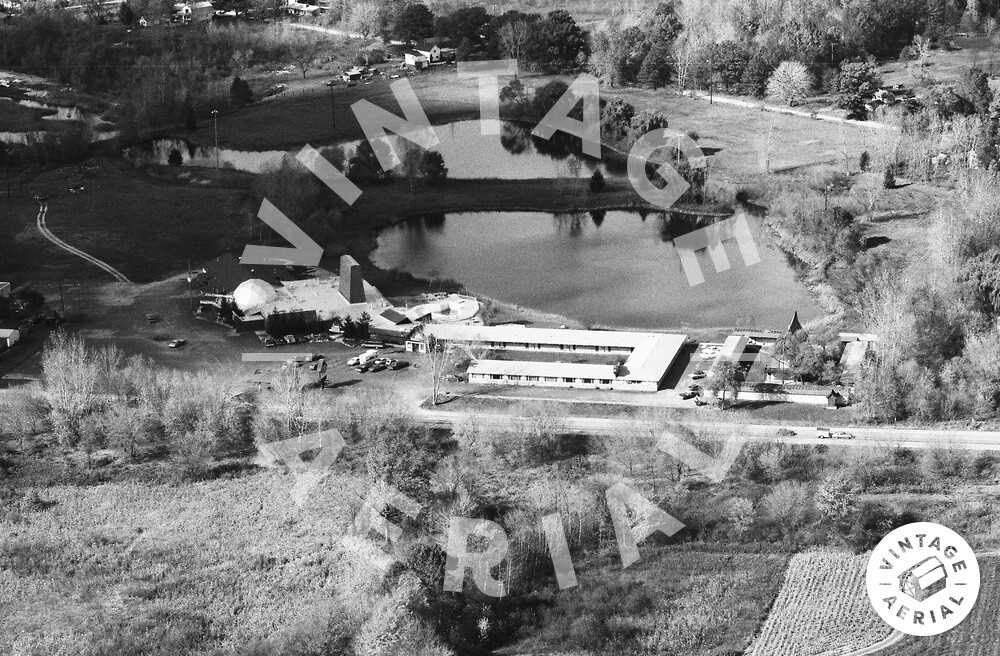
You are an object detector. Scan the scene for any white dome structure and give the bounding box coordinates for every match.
[233,279,276,311]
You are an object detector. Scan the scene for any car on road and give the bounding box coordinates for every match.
[678,390,698,400]
[168,339,186,348]
[776,428,796,437]
[817,428,855,439]
[832,431,855,440]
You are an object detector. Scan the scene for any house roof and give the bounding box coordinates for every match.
[0,328,18,338]
[469,359,617,380]
[380,308,411,325]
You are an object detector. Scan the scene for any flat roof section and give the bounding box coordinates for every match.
[261,277,388,321]
[468,360,617,380]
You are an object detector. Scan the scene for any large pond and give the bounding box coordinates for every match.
[372,210,823,330]
[124,119,613,179]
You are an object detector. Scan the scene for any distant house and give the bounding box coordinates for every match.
[0,282,10,299]
[342,68,363,82]
[413,42,441,63]
[0,328,19,349]
[286,0,320,15]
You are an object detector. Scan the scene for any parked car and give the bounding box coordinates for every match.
[679,390,698,400]
[687,384,702,391]
[370,363,386,372]
[444,374,460,382]
[355,365,369,373]
[264,338,277,348]
[168,339,186,348]
[390,360,409,370]
[347,356,360,366]
[145,313,159,323]
[691,370,707,379]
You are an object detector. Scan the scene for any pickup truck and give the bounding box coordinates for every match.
[817,427,855,440]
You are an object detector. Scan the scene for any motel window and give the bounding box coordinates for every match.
[563,377,574,383]
[583,378,594,384]
[600,379,612,385]
[526,376,539,381]
[544,377,557,382]
[491,374,502,380]
[507,375,518,381]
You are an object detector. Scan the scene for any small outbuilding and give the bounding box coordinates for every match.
[0,328,20,349]
[0,282,10,298]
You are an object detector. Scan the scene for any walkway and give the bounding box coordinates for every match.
[35,201,131,283]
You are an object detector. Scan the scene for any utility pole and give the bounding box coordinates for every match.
[187,260,194,312]
[326,81,336,132]
[1,142,9,200]
[211,109,220,168]
[57,276,65,316]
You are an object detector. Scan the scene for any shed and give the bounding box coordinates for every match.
[0,328,20,348]
[404,52,427,69]
[0,282,10,298]
[825,389,843,409]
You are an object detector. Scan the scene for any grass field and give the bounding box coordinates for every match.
[0,471,386,654]
[746,550,893,656]
[0,159,250,285]
[507,544,790,655]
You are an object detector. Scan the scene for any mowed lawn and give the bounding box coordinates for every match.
[0,159,251,285]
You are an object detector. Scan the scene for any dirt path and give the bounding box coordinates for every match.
[35,201,131,283]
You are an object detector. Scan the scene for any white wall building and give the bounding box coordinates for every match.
[0,328,20,349]
[409,324,688,392]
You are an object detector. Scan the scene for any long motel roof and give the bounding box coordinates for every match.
[421,324,687,384]
[468,360,617,380]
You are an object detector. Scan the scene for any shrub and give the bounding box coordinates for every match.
[230,76,254,105]
[883,166,895,189]
[766,61,812,106]
[859,150,870,171]
[168,149,183,167]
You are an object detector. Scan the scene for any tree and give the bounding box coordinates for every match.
[289,34,323,79]
[425,335,452,406]
[119,1,137,25]
[42,331,99,446]
[637,41,673,89]
[708,360,744,409]
[837,60,881,120]
[418,150,447,184]
[495,14,533,63]
[766,60,811,106]
[398,141,423,193]
[534,10,588,73]
[349,1,381,39]
[230,76,253,105]
[394,2,435,42]
[589,169,605,193]
[168,148,183,166]
[960,63,993,117]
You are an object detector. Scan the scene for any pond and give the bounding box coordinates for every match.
[371,210,823,330]
[124,119,614,179]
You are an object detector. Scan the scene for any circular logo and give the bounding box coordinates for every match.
[866,522,980,636]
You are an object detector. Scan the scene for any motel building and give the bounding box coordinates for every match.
[408,324,689,393]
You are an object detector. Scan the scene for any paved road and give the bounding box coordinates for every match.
[35,201,131,283]
[415,407,1000,451]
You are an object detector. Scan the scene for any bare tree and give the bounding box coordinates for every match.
[424,335,452,406]
[42,331,100,446]
[348,0,381,39]
[498,19,531,65]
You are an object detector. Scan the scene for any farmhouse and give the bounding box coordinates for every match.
[409,324,688,392]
